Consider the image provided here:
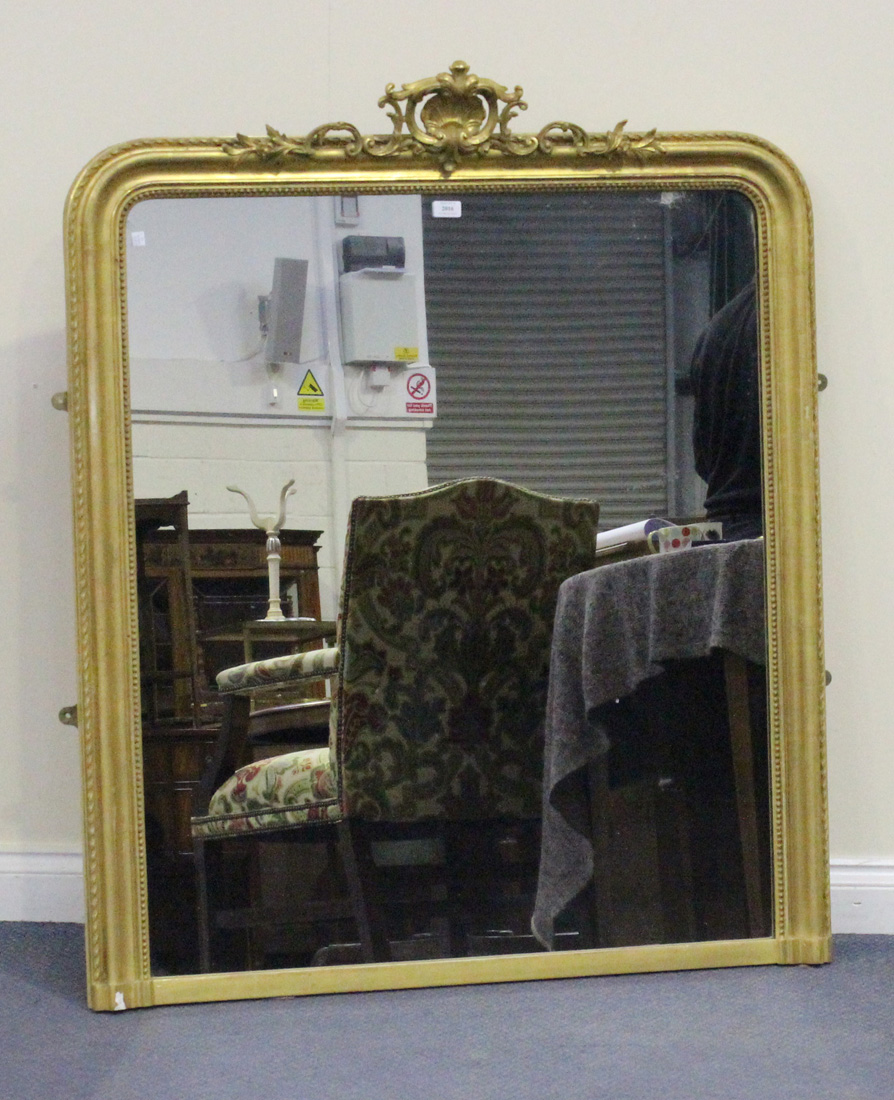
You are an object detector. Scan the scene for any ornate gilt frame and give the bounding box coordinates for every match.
[64,62,829,1011]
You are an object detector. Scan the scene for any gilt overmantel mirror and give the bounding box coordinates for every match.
[65,61,829,1011]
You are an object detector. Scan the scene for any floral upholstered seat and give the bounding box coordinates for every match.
[190,478,599,967]
[197,746,341,837]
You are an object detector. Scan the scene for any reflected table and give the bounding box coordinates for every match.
[532,538,766,948]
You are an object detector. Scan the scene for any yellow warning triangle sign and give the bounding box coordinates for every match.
[298,370,323,396]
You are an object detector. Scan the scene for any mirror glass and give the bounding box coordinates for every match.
[125,186,770,976]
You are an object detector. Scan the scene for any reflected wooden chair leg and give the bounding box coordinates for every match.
[337,821,390,963]
[193,835,212,972]
[723,651,765,936]
[190,693,253,973]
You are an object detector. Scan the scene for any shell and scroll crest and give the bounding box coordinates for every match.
[222,60,661,175]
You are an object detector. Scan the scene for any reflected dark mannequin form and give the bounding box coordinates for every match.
[690,279,762,540]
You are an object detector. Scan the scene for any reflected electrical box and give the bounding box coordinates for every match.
[339,235,420,365]
[340,270,420,365]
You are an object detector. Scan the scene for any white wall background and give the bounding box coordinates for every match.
[127,192,429,412]
[1,0,892,925]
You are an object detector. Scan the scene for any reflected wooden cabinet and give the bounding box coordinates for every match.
[139,526,324,725]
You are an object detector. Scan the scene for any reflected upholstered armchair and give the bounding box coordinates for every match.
[191,478,599,968]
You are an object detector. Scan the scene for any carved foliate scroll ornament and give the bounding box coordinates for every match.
[223,60,663,174]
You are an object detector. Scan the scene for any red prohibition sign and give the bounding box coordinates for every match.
[406,373,431,400]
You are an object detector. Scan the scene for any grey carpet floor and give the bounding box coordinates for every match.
[2,924,892,1100]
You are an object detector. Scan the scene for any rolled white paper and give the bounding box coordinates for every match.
[596,518,669,550]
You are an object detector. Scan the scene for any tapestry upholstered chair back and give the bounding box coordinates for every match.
[329,478,600,823]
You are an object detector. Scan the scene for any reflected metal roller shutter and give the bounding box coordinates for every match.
[422,191,671,530]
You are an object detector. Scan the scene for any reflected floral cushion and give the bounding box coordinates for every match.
[215,647,340,694]
[191,745,342,839]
